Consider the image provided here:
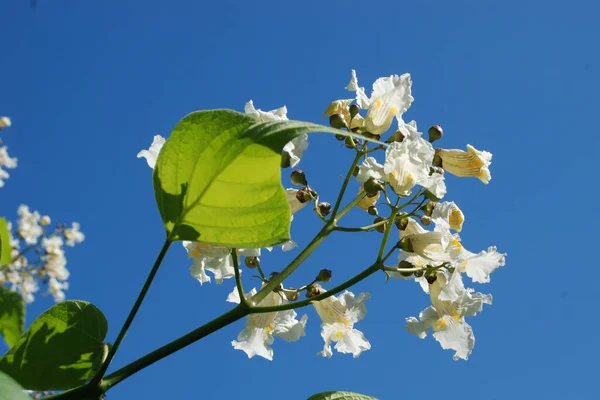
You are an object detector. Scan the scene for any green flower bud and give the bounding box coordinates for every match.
[414,269,424,278]
[397,237,414,252]
[296,187,313,203]
[420,215,432,226]
[352,165,360,177]
[285,290,300,301]
[349,104,360,119]
[290,170,308,186]
[367,206,378,216]
[424,189,440,202]
[374,216,387,233]
[281,151,292,168]
[306,283,323,298]
[344,136,356,149]
[363,177,384,196]
[425,270,438,284]
[318,202,332,217]
[428,125,443,143]
[389,130,405,143]
[423,201,437,217]
[398,260,414,277]
[329,114,348,129]
[245,256,260,269]
[315,269,332,283]
[395,214,408,230]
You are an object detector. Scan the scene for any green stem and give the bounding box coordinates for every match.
[100,304,249,392]
[91,238,172,384]
[249,261,383,313]
[249,224,334,306]
[232,249,246,304]
[329,151,363,220]
[335,191,366,220]
[335,218,388,233]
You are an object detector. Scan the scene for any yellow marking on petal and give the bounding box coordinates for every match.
[451,239,462,249]
[434,318,447,330]
[333,330,344,341]
[190,249,201,257]
[451,312,461,322]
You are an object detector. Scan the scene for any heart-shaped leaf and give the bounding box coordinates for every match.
[0,287,25,348]
[0,300,108,391]
[307,391,378,400]
[153,109,351,248]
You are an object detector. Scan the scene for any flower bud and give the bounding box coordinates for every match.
[397,237,414,252]
[367,206,378,216]
[315,269,332,283]
[428,125,443,143]
[389,129,405,143]
[40,216,51,226]
[344,136,356,149]
[425,270,438,284]
[424,189,440,202]
[352,165,360,177]
[398,260,414,277]
[318,202,332,217]
[374,216,387,233]
[357,186,379,211]
[245,256,260,269]
[306,283,323,298]
[296,187,313,203]
[285,291,300,301]
[423,201,437,217]
[290,170,308,186]
[395,214,408,230]
[0,117,11,130]
[349,104,360,119]
[363,177,384,196]
[329,114,348,129]
[281,152,292,168]
[414,269,424,278]
[420,215,432,226]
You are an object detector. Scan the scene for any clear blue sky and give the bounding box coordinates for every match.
[1,0,599,399]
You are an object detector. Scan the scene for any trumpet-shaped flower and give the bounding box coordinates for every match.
[245,100,308,167]
[448,239,506,284]
[17,205,43,245]
[346,70,413,135]
[384,138,435,196]
[432,201,465,233]
[183,241,236,285]
[64,222,85,246]
[436,144,492,184]
[137,135,166,169]
[228,286,308,360]
[405,271,491,360]
[313,290,371,358]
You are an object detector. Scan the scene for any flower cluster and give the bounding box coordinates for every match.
[0,116,17,188]
[137,70,505,361]
[0,205,85,303]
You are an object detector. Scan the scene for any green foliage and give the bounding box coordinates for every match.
[153,109,348,248]
[307,392,378,400]
[0,301,108,391]
[0,287,24,348]
[0,371,29,400]
[0,218,11,266]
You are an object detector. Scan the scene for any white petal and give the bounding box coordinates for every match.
[459,246,506,284]
[432,316,475,360]
[405,306,438,338]
[346,70,370,109]
[244,100,288,122]
[226,286,241,304]
[283,134,308,167]
[273,312,307,342]
[281,240,297,252]
[232,327,274,360]
[338,291,370,323]
[137,135,166,169]
[356,157,385,184]
[285,188,308,214]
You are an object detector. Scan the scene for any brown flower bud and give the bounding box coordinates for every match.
[290,170,308,186]
[318,202,332,217]
[428,125,443,143]
[315,269,332,283]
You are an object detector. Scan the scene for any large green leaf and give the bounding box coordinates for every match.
[0,301,108,391]
[308,392,378,400]
[0,371,29,400]
[0,287,24,348]
[0,218,11,266]
[153,109,352,248]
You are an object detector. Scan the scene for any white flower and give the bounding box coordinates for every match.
[0,145,18,188]
[228,286,308,360]
[0,116,11,130]
[384,138,435,196]
[436,144,492,184]
[405,271,491,360]
[137,135,166,169]
[346,70,413,135]
[323,99,354,126]
[48,278,69,302]
[313,290,371,358]
[183,241,236,285]
[449,240,506,284]
[17,205,43,245]
[64,222,85,246]
[245,100,308,167]
[356,157,385,184]
[431,201,465,243]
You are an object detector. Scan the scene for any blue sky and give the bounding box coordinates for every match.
[1,0,599,399]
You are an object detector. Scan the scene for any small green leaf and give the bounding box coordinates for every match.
[0,287,25,348]
[0,218,12,266]
[0,300,108,391]
[307,392,379,400]
[154,109,353,248]
[0,371,29,400]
